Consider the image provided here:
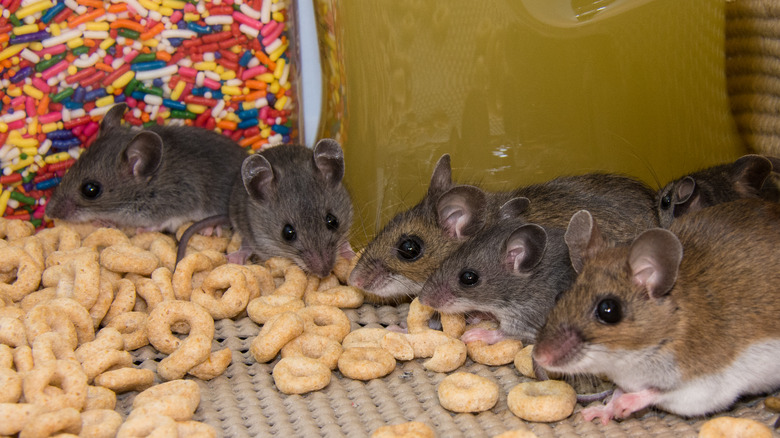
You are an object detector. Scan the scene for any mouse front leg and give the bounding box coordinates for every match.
[227,246,253,265]
[581,388,659,425]
[461,327,507,344]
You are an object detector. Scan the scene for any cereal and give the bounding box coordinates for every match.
[35,227,82,256]
[281,333,343,370]
[94,368,156,393]
[80,409,123,438]
[82,229,132,252]
[247,294,305,325]
[116,413,178,438]
[492,430,540,438]
[177,421,219,438]
[0,245,43,302]
[466,338,524,366]
[272,264,308,299]
[187,347,233,381]
[507,380,577,422]
[84,385,117,411]
[380,332,414,361]
[147,300,216,380]
[370,421,436,438]
[0,316,28,347]
[105,311,149,351]
[342,327,389,349]
[422,337,467,373]
[24,298,94,349]
[441,312,466,339]
[514,345,536,379]
[250,311,304,363]
[765,396,780,412]
[304,285,364,308]
[437,372,499,413]
[19,407,82,438]
[337,347,396,380]
[0,403,42,436]
[31,331,78,364]
[297,305,351,342]
[272,356,331,394]
[102,279,137,325]
[190,264,252,320]
[698,417,773,438]
[172,252,221,301]
[100,243,160,275]
[0,366,22,404]
[22,359,88,411]
[131,379,201,422]
[406,298,435,334]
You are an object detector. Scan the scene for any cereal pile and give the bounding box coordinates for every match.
[0,0,297,228]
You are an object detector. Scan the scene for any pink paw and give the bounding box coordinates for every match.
[581,389,658,424]
[226,249,251,265]
[461,328,506,344]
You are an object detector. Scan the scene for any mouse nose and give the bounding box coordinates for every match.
[45,195,75,219]
[301,251,334,278]
[533,324,583,369]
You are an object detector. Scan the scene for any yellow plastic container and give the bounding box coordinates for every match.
[314,0,746,246]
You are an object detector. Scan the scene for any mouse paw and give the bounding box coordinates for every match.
[461,328,506,345]
[581,388,658,424]
[226,249,251,265]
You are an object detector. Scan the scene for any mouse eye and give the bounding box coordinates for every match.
[282,224,297,242]
[458,270,479,286]
[660,192,672,210]
[81,181,102,200]
[595,297,622,324]
[396,235,423,262]
[325,213,339,231]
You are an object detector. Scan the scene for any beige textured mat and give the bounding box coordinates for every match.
[121,301,780,438]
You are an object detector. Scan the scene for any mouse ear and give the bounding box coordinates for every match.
[436,185,486,239]
[628,229,682,299]
[671,177,700,218]
[427,154,453,199]
[242,154,276,202]
[498,197,530,220]
[731,154,772,197]
[312,138,345,186]
[122,131,163,178]
[564,210,607,273]
[100,103,127,134]
[503,224,547,273]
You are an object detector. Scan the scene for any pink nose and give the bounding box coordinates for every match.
[533,325,582,368]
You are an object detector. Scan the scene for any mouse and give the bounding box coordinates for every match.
[177,139,354,278]
[349,154,658,300]
[656,154,780,228]
[45,103,248,233]
[418,198,576,345]
[532,199,780,424]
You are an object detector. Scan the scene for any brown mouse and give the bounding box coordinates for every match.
[533,199,780,423]
[45,103,247,233]
[349,154,658,300]
[656,154,780,228]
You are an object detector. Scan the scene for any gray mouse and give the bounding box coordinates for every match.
[349,154,658,300]
[656,154,780,228]
[533,199,780,424]
[177,139,354,278]
[418,199,576,345]
[45,103,247,233]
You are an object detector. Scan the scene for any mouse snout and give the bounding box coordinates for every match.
[45,195,75,219]
[533,324,583,369]
[418,283,455,310]
[301,251,336,278]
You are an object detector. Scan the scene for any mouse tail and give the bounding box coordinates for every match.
[175,214,231,269]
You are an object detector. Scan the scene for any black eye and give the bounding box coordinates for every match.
[396,235,423,261]
[282,224,296,242]
[81,181,102,199]
[595,298,622,324]
[459,270,479,286]
[325,213,339,231]
[660,193,672,210]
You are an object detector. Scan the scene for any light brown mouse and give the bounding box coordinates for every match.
[533,199,780,423]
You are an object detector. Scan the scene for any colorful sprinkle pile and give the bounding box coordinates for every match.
[0,0,298,229]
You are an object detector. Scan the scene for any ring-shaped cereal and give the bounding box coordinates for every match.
[406,298,435,334]
[437,372,499,413]
[466,338,524,366]
[272,265,308,299]
[441,312,466,339]
[132,379,200,413]
[304,285,364,308]
[105,311,149,351]
[22,359,88,411]
[297,305,352,342]
[0,316,28,347]
[405,329,452,358]
[31,331,78,365]
[175,221,231,254]
[129,274,164,313]
[147,300,215,354]
[188,347,232,380]
[11,236,45,271]
[316,274,339,291]
[82,228,131,251]
[100,243,160,276]
[423,337,467,373]
[157,332,213,381]
[116,413,178,438]
[172,252,220,301]
[191,264,251,320]
[0,403,42,436]
[0,217,35,241]
[370,421,436,438]
[80,409,123,438]
[514,345,536,379]
[337,347,396,381]
[332,255,353,285]
[250,311,304,363]
[103,279,137,325]
[281,333,343,370]
[698,417,773,438]
[0,245,42,302]
[13,345,34,373]
[380,332,415,361]
[241,264,275,298]
[342,327,389,349]
[34,226,82,259]
[131,233,178,271]
[18,407,82,438]
[84,385,117,411]
[24,299,93,350]
[247,294,305,325]
[93,367,156,393]
[265,257,292,275]
[507,380,577,422]
[0,367,22,403]
[79,349,133,382]
[272,356,331,394]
